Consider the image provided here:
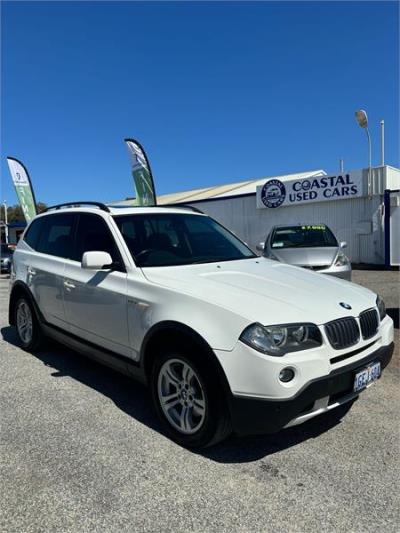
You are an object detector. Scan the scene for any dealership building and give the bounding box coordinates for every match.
[115,165,400,266]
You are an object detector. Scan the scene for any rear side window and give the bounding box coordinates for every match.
[74,213,123,269]
[36,214,77,259]
[24,218,45,250]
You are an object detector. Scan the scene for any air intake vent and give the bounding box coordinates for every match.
[325,317,360,350]
[359,309,379,340]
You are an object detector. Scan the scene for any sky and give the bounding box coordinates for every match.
[1,1,399,206]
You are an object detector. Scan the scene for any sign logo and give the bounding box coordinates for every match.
[257,171,363,210]
[339,302,352,310]
[261,179,286,208]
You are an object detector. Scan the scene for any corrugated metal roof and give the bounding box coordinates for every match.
[111,169,327,206]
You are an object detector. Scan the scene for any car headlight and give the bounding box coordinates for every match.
[240,322,322,356]
[376,295,386,321]
[334,252,349,267]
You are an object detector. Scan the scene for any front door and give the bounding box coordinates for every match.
[63,213,130,357]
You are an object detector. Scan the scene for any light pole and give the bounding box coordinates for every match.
[355,109,372,197]
[380,120,385,166]
[3,201,9,244]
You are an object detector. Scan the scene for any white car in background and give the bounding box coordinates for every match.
[9,202,394,447]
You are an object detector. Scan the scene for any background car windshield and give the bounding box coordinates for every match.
[271,225,338,249]
[114,213,255,267]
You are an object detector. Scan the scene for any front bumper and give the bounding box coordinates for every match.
[227,342,394,435]
[314,263,352,281]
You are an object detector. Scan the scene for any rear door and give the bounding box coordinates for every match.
[63,213,130,356]
[23,213,77,329]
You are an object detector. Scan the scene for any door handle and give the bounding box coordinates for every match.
[64,280,76,290]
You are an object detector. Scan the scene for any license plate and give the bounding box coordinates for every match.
[353,362,381,393]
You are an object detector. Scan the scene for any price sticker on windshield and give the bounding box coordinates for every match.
[301,225,326,231]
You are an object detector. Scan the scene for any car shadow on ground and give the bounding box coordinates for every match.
[2,325,348,464]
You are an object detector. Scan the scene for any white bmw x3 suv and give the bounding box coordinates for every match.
[9,202,394,447]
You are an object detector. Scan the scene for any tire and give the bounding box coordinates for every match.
[150,350,231,448]
[14,296,45,351]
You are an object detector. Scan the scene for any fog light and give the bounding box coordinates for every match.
[279,367,295,383]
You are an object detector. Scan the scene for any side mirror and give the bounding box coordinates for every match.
[256,242,265,252]
[81,251,113,270]
[340,241,347,249]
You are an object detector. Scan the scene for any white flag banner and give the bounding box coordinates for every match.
[7,157,38,222]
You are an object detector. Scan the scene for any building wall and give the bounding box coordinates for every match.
[189,194,385,264]
[184,166,400,265]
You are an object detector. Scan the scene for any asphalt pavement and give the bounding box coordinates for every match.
[1,271,399,533]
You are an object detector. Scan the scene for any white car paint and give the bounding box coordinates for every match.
[11,205,394,433]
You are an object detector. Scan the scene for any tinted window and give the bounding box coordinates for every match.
[270,225,338,249]
[74,214,122,267]
[1,244,12,255]
[36,214,76,259]
[114,213,255,267]
[24,218,45,250]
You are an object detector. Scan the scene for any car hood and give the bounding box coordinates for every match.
[142,257,375,325]
[269,246,338,266]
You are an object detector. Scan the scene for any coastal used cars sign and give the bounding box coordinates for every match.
[256,171,363,209]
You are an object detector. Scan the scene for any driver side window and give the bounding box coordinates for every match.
[74,214,124,271]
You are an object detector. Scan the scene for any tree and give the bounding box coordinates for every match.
[0,202,47,224]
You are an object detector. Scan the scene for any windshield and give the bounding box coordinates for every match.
[270,224,338,249]
[114,213,255,267]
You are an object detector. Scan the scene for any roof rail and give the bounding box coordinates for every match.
[108,203,203,214]
[160,204,203,213]
[44,201,111,213]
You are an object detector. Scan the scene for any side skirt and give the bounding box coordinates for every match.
[41,322,146,384]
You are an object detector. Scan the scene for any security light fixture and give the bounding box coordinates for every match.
[355,109,368,129]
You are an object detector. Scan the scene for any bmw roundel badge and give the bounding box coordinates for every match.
[339,302,352,310]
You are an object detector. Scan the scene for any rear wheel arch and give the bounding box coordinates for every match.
[10,282,45,350]
[9,282,42,326]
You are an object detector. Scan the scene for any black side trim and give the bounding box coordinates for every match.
[9,282,144,382]
[41,322,145,383]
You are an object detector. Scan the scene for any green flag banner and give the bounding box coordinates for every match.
[7,157,38,222]
[125,139,157,206]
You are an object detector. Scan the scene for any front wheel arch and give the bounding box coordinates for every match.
[141,321,232,398]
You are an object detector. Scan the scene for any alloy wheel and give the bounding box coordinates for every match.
[157,358,207,435]
[16,300,33,345]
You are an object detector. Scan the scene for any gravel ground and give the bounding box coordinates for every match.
[0,272,399,533]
